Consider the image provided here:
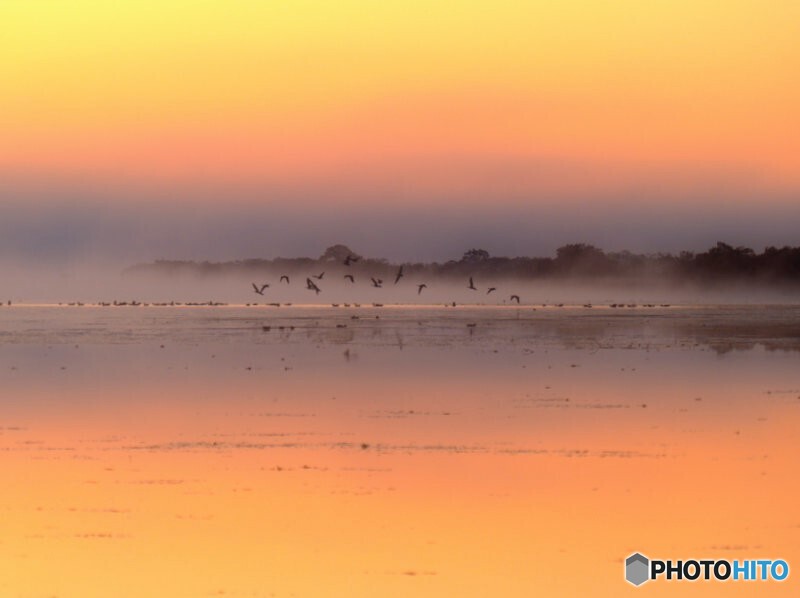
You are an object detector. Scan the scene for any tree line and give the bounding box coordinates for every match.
[125,242,800,285]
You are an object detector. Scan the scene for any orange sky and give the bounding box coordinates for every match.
[1,1,799,204]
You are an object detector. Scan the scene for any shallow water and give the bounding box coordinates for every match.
[1,305,798,596]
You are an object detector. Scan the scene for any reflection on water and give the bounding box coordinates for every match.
[1,306,798,596]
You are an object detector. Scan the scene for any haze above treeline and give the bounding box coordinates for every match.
[128,242,800,286]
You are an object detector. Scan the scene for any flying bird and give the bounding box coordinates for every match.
[313,272,325,280]
[306,278,321,294]
[371,277,383,288]
[252,283,269,295]
[344,255,360,266]
[344,274,355,283]
[487,287,497,294]
[417,284,427,295]
[468,277,477,290]
[510,295,520,304]
[280,275,290,284]
[394,265,404,284]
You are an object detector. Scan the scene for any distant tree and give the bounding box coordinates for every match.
[556,243,604,262]
[126,240,800,286]
[695,242,757,277]
[461,248,490,262]
[320,244,360,262]
[554,243,612,275]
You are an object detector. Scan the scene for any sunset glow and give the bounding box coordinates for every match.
[2,1,799,203]
[2,4,799,596]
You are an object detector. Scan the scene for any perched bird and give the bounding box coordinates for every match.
[344,255,360,266]
[280,275,290,284]
[371,277,383,288]
[313,272,325,280]
[468,277,477,290]
[394,265,404,284]
[344,274,355,283]
[252,283,269,295]
[487,287,497,294]
[510,295,520,304]
[417,283,427,295]
[306,278,321,294]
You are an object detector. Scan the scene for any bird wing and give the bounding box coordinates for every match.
[252,283,259,292]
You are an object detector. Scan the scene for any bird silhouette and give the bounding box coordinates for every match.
[252,283,269,295]
[280,275,290,284]
[510,295,520,303]
[371,277,383,288]
[487,287,497,294]
[306,278,321,294]
[394,265,404,284]
[313,272,325,280]
[417,283,427,295]
[344,274,355,283]
[344,255,360,266]
[468,277,477,290]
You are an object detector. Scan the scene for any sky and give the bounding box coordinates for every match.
[1,1,799,263]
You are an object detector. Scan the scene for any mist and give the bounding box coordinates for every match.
[2,192,799,264]
[2,184,799,304]
[2,259,797,307]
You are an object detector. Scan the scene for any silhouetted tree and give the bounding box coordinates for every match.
[320,244,360,262]
[126,241,800,287]
[555,243,612,275]
[461,248,490,262]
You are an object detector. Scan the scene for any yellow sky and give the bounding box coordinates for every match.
[1,1,798,202]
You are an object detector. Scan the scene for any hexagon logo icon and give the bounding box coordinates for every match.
[625,553,650,586]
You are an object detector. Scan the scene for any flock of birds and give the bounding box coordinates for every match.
[0,253,673,309]
[250,254,524,305]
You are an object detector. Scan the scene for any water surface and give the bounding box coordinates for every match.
[1,305,798,596]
